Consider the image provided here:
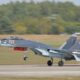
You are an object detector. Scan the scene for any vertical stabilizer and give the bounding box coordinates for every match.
[60,34,77,50]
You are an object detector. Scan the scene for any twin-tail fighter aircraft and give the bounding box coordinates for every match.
[0,33,80,66]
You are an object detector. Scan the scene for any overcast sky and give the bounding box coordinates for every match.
[0,0,80,5]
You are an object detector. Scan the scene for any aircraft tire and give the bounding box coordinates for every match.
[23,57,27,61]
[58,61,64,66]
[47,60,53,66]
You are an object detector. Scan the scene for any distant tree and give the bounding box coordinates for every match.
[0,17,14,34]
[13,22,26,34]
[0,1,80,34]
[65,26,80,34]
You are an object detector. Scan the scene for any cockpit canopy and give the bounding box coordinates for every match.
[1,36,24,40]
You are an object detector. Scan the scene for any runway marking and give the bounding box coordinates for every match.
[0,71,80,77]
[0,64,80,77]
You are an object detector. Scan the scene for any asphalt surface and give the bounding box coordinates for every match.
[0,64,80,77]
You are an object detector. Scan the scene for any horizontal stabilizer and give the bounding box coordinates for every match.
[73,53,80,61]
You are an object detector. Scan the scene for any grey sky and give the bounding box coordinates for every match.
[0,0,80,5]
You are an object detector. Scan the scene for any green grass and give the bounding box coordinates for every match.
[0,77,80,80]
[0,47,49,65]
[0,35,79,65]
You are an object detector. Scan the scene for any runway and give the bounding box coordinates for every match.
[0,64,80,77]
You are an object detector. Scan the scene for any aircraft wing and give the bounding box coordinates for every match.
[0,36,76,60]
[0,36,70,52]
[0,36,53,49]
[15,39,72,58]
[1,34,80,66]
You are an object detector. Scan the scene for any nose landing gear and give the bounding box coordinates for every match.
[23,51,28,61]
[23,56,28,61]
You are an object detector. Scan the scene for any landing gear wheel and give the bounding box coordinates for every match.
[47,60,53,66]
[23,56,27,61]
[58,61,64,66]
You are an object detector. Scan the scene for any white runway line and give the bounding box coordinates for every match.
[0,65,80,77]
[0,71,80,77]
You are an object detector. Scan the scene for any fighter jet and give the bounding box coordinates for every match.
[0,33,80,66]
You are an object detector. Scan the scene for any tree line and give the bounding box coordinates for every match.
[0,0,80,34]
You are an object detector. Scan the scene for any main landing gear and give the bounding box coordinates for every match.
[58,60,64,66]
[47,58,64,66]
[47,58,53,66]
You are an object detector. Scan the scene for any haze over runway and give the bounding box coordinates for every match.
[0,64,80,77]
